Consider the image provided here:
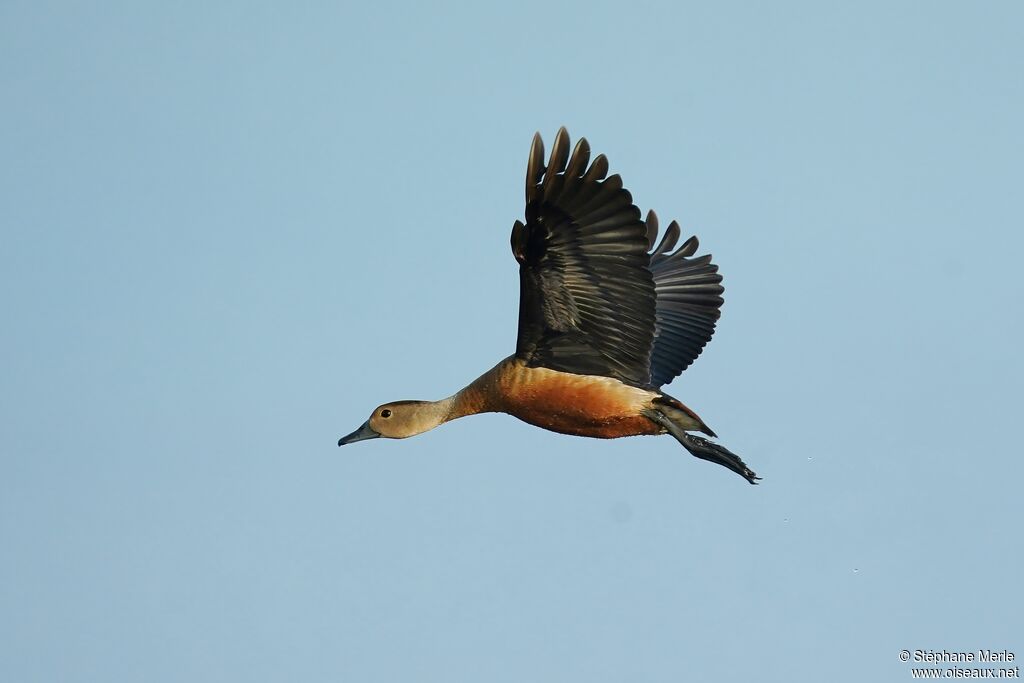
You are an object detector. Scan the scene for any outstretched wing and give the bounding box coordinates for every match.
[644,210,724,388]
[511,128,656,387]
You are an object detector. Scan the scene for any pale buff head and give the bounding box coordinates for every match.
[338,400,451,445]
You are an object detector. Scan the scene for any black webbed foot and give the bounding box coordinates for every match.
[679,433,761,485]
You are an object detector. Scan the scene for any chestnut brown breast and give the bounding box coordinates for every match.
[482,358,662,439]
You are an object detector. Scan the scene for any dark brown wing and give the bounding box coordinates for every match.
[511,128,656,387]
[644,210,724,388]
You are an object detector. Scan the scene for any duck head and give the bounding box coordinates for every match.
[337,400,450,446]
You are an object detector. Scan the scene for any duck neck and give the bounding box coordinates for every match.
[428,370,496,426]
[448,380,492,421]
[406,397,459,435]
[413,362,503,435]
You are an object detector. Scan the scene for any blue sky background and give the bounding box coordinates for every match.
[2,2,1022,681]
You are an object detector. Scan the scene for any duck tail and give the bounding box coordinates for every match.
[651,393,716,437]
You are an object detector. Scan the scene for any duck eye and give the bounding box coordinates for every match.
[381,409,392,418]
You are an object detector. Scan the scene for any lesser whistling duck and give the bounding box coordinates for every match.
[339,128,759,484]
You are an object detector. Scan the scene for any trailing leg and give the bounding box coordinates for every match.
[643,408,761,484]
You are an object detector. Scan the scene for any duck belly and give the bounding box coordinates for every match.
[497,363,661,439]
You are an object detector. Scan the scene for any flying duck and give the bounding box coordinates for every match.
[339,128,759,483]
